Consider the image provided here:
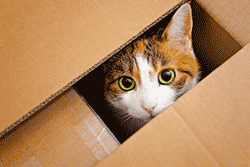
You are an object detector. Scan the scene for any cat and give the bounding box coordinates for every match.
[103,3,199,134]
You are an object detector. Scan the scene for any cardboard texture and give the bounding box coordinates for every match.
[0,0,182,136]
[0,88,119,167]
[96,43,250,167]
[0,0,249,166]
[196,0,250,46]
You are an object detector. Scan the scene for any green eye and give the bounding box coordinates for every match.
[118,76,136,91]
[158,70,175,85]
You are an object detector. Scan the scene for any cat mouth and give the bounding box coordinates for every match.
[142,117,153,123]
[149,114,155,119]
[143,110,155,121]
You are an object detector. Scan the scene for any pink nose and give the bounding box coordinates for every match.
[141,105,156,117]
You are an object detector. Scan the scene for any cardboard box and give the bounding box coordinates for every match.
[0,88,119,166]
[0,0,249,166]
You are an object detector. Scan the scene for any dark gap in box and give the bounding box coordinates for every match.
[73,1,241,143]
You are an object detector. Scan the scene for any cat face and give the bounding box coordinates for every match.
[104,4,199,123]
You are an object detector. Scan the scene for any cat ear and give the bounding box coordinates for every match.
[162,4,193,53]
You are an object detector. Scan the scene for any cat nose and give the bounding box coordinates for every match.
[141,105,156,117]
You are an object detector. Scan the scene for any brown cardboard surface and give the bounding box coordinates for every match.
[171,43,250,166]
[0,0,182,135]
[196,0,250,46]
[0,88,119,167]
[96,44,250,167]
[189,0,241,77]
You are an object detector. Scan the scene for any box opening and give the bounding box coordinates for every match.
[73,1,241,143]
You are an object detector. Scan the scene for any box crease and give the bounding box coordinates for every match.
[170,105,222,166]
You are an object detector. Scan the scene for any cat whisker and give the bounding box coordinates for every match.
[121,115,132,124]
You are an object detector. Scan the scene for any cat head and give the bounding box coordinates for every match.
[104,4,199,123]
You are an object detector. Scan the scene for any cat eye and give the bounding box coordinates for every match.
[158,69,175,85]
[118,76,136,91]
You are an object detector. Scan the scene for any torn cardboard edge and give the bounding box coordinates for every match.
[0,0,189,138]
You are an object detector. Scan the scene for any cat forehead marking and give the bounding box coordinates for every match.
[135,53,156,82]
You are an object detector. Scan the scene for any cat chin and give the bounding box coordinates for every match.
[140,117,152,123]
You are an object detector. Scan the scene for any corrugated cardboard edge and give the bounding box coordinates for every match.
[0,0,189,138]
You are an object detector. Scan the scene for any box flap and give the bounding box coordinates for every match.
[0,88,119,166]
[196,0,250,46]
[0,0,182,134]
[95,44,250,166]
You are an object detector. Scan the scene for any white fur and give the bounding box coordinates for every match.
[168,4,192,39]
[110,53,177,122]
[106,4,197,124]
[167,4,193,54]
